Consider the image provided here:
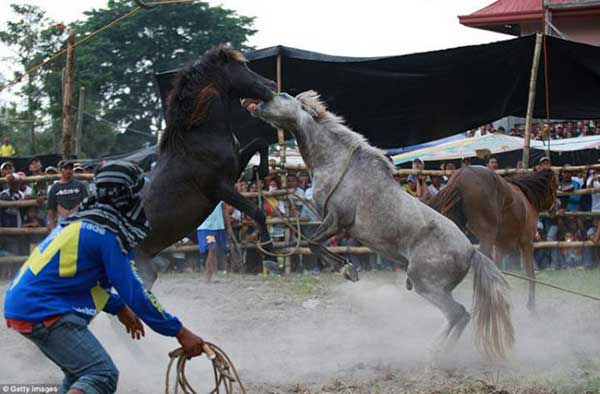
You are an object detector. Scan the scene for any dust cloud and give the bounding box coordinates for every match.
[1,271,598,392]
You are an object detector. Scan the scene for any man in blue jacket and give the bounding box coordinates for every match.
[4,161,205,394]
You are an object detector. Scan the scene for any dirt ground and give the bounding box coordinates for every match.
[1,270,599,393]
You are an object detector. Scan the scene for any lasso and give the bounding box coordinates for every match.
[166,342,246,394]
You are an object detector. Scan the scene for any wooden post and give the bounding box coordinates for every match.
[61,29,76,160]
[522,33,544,169]
[75,86,85,158]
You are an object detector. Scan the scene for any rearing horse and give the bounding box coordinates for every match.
[135,44,277,286]
[428,166,558,311]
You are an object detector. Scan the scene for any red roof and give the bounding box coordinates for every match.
[459,0,600,34]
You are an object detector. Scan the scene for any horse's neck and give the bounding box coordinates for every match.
[294,127,346,171]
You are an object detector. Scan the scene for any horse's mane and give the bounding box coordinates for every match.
[507,168,557,211]
[159,44,246,154]
[296,90,396,174]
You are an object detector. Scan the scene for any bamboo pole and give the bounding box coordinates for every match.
[522,33,544,169]
[0,227,49,235]
[0,199,45,208]
[0,173,93,184]
[280,163,600,176]
[62,29,76,160]
[3,239,600,266]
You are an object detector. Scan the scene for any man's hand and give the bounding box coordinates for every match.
[176,326,205,358]
[117,306,145,340]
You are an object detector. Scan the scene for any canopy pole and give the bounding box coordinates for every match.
[275,54,291,275]
[543,0,552,161]
[522,33,544,169]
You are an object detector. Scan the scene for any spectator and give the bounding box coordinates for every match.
[486,157,498,171]
[197,201,229,283]
[264,177,285,240]
[47,160,88,230]
[461,157,471,167]
[0,178,24,227]
[15,172,32,197]
[22,206,45,228]
[442,162,456,183]
[1,161,15,179]
[559,169,582,212]
[427,175,444,196]
[403,175,418,197]
[412,158,427,198]
[287,173,302,216]
[28,158,48,197]
[0,137,16,157]
[538,156,551,169]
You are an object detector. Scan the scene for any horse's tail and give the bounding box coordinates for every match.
[427,171,466,229]
[470,250,515,360]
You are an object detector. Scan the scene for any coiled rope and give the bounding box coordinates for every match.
[166,342,246,394]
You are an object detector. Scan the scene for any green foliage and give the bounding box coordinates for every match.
[1,0,256,157]
[71,0,256,156]
[0,4,66,155]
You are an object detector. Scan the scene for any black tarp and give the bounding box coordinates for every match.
[155,35,600,149]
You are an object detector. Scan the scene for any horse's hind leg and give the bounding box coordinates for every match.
[410,272,470,354]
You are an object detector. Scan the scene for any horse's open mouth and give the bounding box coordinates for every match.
[240,98,262,113]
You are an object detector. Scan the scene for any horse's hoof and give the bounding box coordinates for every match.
[342,263,359,282]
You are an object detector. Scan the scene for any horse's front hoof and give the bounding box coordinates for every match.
[341,263,359,282]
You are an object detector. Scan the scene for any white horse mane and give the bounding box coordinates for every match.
[296,90,395,172]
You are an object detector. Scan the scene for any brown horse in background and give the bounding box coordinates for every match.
[428,166,558,311]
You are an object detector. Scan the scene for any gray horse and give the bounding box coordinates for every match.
[245,91,514,359]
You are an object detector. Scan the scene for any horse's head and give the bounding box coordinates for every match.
[206,45,275,103]
[167,44,275,130]
[245,90,326,131]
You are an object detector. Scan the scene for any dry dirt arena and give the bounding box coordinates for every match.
[1,270,600,393]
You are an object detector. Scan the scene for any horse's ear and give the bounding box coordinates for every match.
[296,90,326,119]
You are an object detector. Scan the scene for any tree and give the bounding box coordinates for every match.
[71,0,256,156]
[0,4,66,154]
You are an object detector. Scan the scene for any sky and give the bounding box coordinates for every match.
[0,0,508,91]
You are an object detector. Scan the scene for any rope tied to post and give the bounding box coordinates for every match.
[166,342,246,394]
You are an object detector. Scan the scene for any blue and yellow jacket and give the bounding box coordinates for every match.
[4,220,182,336]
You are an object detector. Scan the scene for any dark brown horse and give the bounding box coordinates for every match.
[135,44,276,287]
[428,166,558,311]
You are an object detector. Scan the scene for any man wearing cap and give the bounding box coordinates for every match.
[4,160,205,394]
[538,156,551,169]
[47,160,89,230]
[0,137,16,157]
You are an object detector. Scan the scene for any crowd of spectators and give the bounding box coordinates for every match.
[2,149,598,278]
[466,120,600,141]
[0,158,93,260]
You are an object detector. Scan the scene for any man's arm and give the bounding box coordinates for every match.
[101,235,205,356]
[101,238,182,336]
